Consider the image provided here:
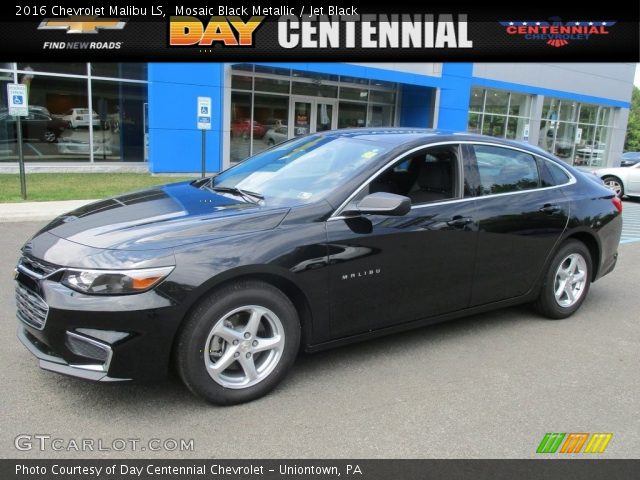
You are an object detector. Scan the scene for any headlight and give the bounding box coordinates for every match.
[61,266,174,295]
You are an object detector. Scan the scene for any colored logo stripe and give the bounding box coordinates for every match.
[537,433,565,453]
[584,433,613,453]
[560,433,589,453]
[537,433,613,453]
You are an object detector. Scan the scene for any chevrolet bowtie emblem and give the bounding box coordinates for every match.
[38,16,126,34]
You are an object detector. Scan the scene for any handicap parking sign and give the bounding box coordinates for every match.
[197,96,212,130]
[7,83,29,116]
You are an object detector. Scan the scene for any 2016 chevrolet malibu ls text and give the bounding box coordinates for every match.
[15,129,622,405]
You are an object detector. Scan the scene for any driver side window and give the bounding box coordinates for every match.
[356,145,460,206]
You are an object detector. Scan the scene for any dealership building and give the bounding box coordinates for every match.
[0,62,635,172]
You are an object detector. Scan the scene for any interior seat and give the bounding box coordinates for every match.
[409,160,453,204]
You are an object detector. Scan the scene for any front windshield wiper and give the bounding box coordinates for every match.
[209,185,264,205]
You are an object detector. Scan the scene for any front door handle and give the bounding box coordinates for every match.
[539,204,561,214]
[447,216,473,227]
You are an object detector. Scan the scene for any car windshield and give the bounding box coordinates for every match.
[212,135,389,205]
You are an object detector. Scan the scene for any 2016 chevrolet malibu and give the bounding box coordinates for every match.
[15,129,622,405]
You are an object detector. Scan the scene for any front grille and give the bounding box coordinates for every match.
[15,283,49,330]
[19,256,58,278]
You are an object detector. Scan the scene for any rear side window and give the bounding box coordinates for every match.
[472,145,539,195]
[538,158,571,186]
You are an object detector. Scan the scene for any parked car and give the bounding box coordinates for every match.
[0,106,67,143]
[593,162,640,198]
[263,125,288,146]
[55,108,99,129]
[231,119,266,139]
[15,129,622,405]
[620,151,640,167]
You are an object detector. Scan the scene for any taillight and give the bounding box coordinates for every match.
[612,196,623,214]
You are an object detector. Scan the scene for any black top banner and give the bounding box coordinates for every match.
[0,0,638,61]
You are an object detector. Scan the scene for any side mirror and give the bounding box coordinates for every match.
[348,192,411,216]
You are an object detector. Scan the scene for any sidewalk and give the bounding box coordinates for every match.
[0,199,98,223]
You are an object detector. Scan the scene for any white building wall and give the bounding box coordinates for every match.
[351,63,442,77]
[472,63,635,103]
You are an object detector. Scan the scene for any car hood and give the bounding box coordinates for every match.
[34,181,290,251]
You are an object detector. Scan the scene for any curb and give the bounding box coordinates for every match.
[0,199,98,223]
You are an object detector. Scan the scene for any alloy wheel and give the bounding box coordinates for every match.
[553,253,588,308]
[43,130,57,143]
[203,305,285,389]
[604,178,623,197]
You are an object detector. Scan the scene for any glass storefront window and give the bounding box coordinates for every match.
[484,90,509,114]
[559,102,579,122]
[481,114,505,137]
[229,67,398,161]
[291,81,338,98]
[579,104,598,124]
[340,87,369,101]
[256,65,289,76]
[91,64,147,80]
[1,74,91,162]
[369,90,395,104]
[469,88,484,111]
[231,75,252,90]
[468,87,532,142]
[508,93,531,117]
[230,92,252,163]
[1,63,148,164]
[252,94,289,156]
[539,97,613,167]
[255,77,290,94]
[18,63,87,75]
[467,113,481,134]
[338,102,367,128]
[367,104,394,127]
[92,80,147,162]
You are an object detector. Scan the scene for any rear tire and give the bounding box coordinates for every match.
[176,280,300,405]
[534,240,592,319]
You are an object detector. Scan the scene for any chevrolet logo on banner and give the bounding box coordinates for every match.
[38,16,126,34]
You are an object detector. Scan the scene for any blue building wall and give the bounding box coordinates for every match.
[399,85,433,128]
[148,63,224,173]
[437,63,473,131]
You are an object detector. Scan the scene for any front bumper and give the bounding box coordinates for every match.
[15,267,186,382]
[18,327,128,382]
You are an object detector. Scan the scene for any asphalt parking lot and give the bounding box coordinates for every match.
[1,213,639,459]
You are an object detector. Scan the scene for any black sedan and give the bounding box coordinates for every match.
[15,129,622,405]
[0,106,67,144]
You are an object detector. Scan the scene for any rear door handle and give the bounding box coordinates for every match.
[447,216,473,227]
[539,204,561,214]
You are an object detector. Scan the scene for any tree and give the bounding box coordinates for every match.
[625,86,640,152]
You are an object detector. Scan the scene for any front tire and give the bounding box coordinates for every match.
[534,240,592,319]
[176,281,300,405]
[602,176,624,198]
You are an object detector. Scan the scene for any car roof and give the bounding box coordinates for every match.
[312,128,549,155]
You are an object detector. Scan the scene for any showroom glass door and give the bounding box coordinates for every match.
[289,97,337,137]
[291,100,312,137]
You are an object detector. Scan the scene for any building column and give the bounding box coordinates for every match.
[527,94,544,147]
[606,108,629,167]
[436,63,473,131]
